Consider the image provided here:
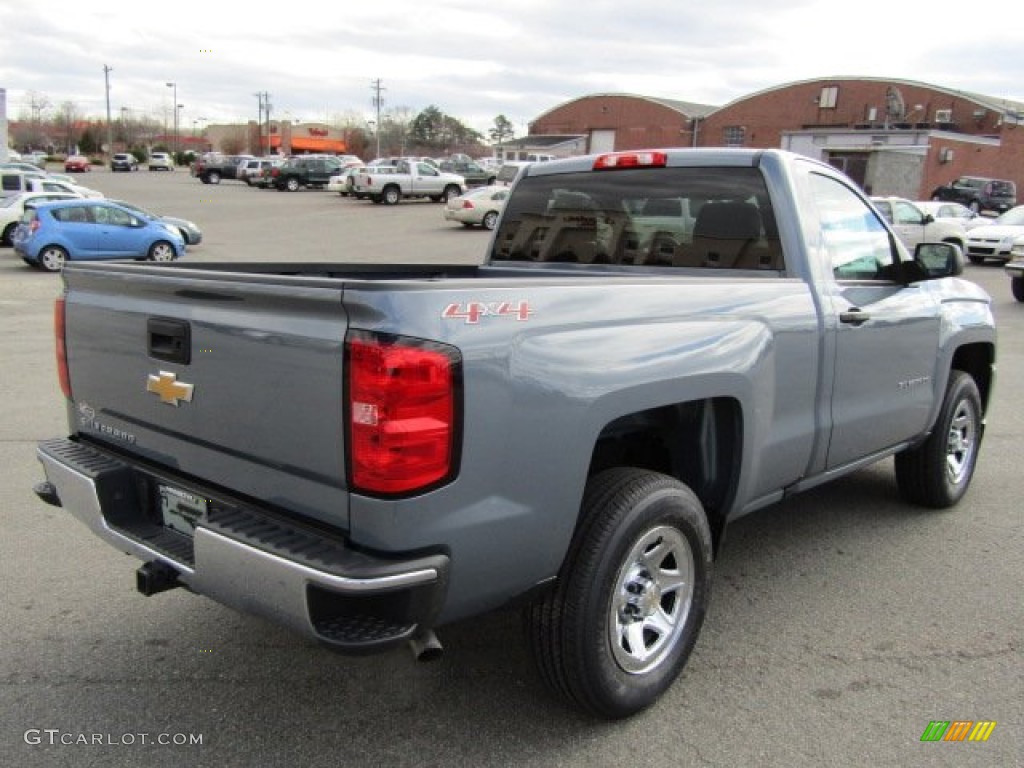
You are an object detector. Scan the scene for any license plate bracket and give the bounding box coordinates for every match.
[158,484,207,538]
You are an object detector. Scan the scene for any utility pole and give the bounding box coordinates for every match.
[254,92,271,154]
[370,79,385,159]
[103,65,113,156]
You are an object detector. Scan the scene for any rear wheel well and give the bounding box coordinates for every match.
[588,397,741,552]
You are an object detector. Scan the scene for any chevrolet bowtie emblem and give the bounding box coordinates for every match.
[146,371,195,406]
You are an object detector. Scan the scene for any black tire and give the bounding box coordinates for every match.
[1,222,16,247]
[967,255,985,265]
[1012,276,1024,302]
[442,185,461,203]
[482,210,499,230]
[147,240,177,262]
[382,185,401,205]
[285,177,301,192]
[37,245,68,272]
[895,371,982,508]
[969,200,981,213]
[524,468,712,719]
[486,176,496,186]
[200,176,211,184]
[370,195,383,204]
[208,171,221,185]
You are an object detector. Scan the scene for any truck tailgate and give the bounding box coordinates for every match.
[61,266,351,529]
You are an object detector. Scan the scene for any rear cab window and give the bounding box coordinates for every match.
[491,166,784,271]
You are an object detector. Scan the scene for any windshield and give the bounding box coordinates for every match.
[996,207,1024,226]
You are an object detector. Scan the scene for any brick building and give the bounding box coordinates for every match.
[528,78,1024,199]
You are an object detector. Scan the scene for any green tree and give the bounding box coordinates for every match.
[489,114,515,150]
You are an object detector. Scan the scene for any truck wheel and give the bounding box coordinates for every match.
[38,245,68,272]
[286,177,301,192]
[208,172,221,185]
[442,185,461,203]
[1012,276,1024,302]
[524,468,712,719]
[383,186,400,205]
[895,371,982,508]
[200,176,210,184]
[482,211,499,230]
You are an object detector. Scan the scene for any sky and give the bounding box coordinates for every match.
[2,0,1021,141]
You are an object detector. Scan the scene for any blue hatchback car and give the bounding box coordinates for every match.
[13,199,186,271]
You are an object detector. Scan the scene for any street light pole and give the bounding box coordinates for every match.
[165,82,177,157]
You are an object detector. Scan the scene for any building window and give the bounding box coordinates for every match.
[723,126,746,147]
[819,86,839,109]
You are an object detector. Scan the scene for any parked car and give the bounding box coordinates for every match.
[443,185,509,230]
[438,158,497,187]
[27,177,104,199]
[964,205,1024,264]
[1006,237,1024,301]
[12,199,185,272]
[1,168,49,196]
[327,165,367,196]
[916,201,987,231]
[0,191,79,246]
[870,196,967,252]
[148,152,175,171]
[109,199,202,246]
[238,157,283,187]
[25,151,49,169]
[111,153,139,172]
[64,155,92,173]
[930,176,1016,214]
[270,156,345,191]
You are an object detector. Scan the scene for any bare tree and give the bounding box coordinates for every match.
[53,100,81,154]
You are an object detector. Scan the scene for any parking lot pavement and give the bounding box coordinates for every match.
[1,171,1021,767]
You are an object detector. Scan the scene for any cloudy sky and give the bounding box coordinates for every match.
[2,0,1020,139]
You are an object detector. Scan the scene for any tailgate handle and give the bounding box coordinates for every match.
[148,318,191,364]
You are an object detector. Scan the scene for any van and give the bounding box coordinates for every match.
[1,169,48,196]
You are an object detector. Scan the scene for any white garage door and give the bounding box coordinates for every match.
[589,129,616,153]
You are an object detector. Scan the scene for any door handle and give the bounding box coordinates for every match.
[839,309,870,326]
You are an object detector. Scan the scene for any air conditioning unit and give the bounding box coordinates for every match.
[935,109,953,123]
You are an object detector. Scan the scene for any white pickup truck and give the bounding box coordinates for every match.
[352,159,465,204]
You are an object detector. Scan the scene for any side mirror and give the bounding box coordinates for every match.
[922,213,935,224]
[912,241,963,279]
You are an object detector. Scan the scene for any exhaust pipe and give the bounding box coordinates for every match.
[408,628,443,662]
[136,560,181,596]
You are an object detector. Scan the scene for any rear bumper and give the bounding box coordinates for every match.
[35,437,449,653]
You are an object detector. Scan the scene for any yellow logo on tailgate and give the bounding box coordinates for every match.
[146,372,195,406]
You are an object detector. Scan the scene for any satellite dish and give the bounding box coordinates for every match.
[885,87,906,121]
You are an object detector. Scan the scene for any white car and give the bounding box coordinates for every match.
[870,197,966,252]
[148,152,175,171]
[1,191,79,245]
[965,205,1024,264]
[916,201,989,231]
[29,177,104,199]
[443,185,509,230]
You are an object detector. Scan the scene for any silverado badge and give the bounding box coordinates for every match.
[146,371,195,406]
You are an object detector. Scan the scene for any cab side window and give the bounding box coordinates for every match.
[808,173,895,281]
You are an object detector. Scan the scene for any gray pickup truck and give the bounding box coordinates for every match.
[33,148,996,719]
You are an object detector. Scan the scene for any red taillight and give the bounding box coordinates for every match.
[593,151,668,170]
[55,297,71,399]
[30,219,41,234]
[461,200,475,209]
[346,332,461,496]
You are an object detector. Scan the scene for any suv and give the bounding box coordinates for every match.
[930,176,1016,214]
[270,156,344,191]
[238,157,283,187]
[148,152,174,171]
[438,158,496,187]
[111,153,139,172]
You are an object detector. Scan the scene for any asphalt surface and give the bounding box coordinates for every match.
[1,167,1020,767]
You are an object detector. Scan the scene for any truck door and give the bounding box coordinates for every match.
[416,162,443,194]
[805,171,942,469]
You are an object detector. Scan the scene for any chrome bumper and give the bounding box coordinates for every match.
[36,438,449,653]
